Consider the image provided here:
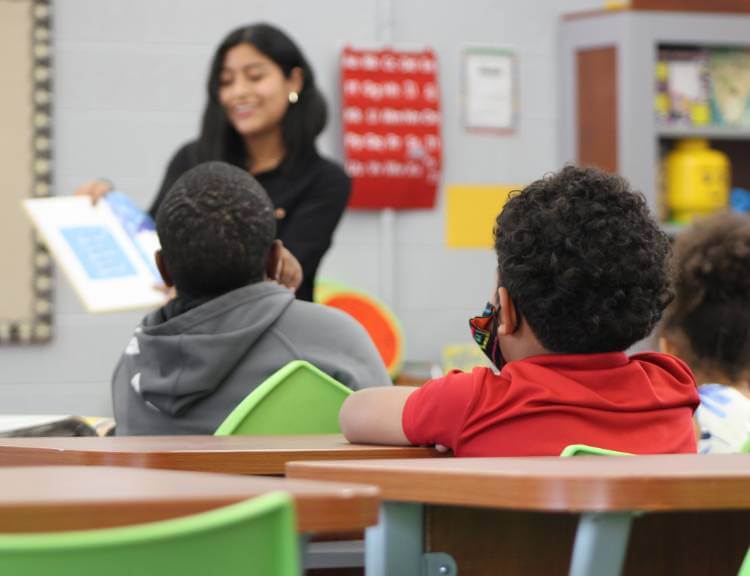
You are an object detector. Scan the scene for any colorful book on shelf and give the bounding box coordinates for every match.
[709,48,750,127]
[23,192,164,313]
[655,47,711,126]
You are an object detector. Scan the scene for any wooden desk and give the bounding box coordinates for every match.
[287,454,750,576]
[0,465,379,535]
[0,434,440,475]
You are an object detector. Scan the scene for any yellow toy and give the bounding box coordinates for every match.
[664,139,730,223]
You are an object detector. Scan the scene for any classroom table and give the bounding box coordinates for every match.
[0,434,440,475]
[0,465,379,534]
[287,453,750,576]
[0,465,380,575]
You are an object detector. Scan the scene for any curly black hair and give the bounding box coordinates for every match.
[662,211,750,380]
[156,161,276,298]
[495,165,672,353]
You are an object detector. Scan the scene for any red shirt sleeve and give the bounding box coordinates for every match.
[402,370,477,450]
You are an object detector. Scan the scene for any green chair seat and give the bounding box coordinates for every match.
[0,492,299,576]
[215,360,352,436]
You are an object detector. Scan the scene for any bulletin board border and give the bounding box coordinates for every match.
[0,0,54,345]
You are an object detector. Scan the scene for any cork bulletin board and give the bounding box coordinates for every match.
[0,0,53,344]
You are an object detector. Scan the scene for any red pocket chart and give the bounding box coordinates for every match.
[341,47,442,209]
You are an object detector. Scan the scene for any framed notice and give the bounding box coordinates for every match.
[341,47,442,209]
[462,47,518,134]
[0,0,54,344]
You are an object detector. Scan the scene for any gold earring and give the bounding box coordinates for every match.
[288,91,299,104]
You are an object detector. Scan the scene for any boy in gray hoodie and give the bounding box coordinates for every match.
[112,161,390,435]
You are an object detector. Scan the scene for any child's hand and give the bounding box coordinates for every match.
[152,283,177,302]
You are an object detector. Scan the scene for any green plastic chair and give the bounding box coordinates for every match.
[215,360,352,436]
[739,548,750,576]
[0,492,299,576]
[560,444,633,457]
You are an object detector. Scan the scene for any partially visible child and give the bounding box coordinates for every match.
[112,161,390,435]
[339,166,700,456]
[661,211,750,453]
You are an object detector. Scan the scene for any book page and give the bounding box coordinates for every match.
[23,196,164,313]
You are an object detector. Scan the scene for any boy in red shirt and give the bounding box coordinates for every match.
[339,166,699,456]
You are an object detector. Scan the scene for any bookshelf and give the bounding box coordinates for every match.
[656,125,750,140]
[559,10,750,227]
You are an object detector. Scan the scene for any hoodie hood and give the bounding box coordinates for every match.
[121,282,294,416]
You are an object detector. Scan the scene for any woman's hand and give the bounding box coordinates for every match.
[74,179,113,205]
[152,283,177,302]
[273,244,303,292]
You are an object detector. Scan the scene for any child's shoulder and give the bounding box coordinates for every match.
[629,352,700,406]
[629,351,695,380]
[697,383,750,453]
[286,297,363,331]
[699,383,750,408]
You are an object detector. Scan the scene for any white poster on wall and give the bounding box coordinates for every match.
[463,47,517,133]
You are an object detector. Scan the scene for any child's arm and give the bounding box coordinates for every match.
[339,387,418,445]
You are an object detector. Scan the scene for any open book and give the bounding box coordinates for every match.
[23,192,164,313]
[0,415,115,437]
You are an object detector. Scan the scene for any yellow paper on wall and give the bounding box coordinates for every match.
[445,184,518,248]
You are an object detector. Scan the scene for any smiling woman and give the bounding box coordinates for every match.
[76,23,350,302]
[217,43,304,172]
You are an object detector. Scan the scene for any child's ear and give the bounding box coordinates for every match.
[265,240,283,281]
[497,286,518,336]
[154,250,174,287]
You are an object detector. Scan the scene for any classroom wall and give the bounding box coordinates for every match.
[0,0,602,415]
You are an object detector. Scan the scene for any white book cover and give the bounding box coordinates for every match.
[23,192,164,313]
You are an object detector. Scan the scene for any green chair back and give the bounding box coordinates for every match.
[739,548,750,576]
[0,492,299,576]
[560,444,633,457]
[215,360,352,436]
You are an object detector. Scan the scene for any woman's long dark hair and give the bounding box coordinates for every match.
[197,23,327,171]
